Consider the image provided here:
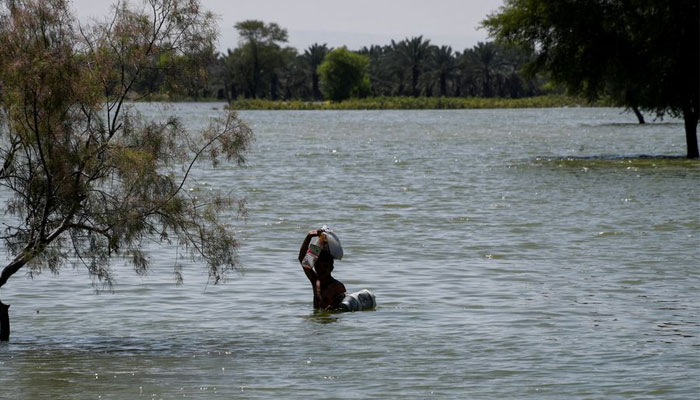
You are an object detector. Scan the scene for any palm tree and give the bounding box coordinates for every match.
[390,36,433,97]
[462,42,508,98]
[270,46,301,100]
[301,43,329,100]
[433,45,456,97]
[359,44,399,96]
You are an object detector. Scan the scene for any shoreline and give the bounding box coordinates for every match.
[134,95,612,110]
[226,95,611,110]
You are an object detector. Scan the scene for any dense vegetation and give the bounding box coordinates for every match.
[132,21,548,103]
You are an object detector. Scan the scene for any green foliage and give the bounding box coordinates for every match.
[390,36,433,97]
[483,0,699,157]
[226,20,292,99]
[121,21,547,103]
[317,47,371,101]
[433,45,456,97]
[300,43,330,100]
[0,0,253,289]
[235,20,288,44]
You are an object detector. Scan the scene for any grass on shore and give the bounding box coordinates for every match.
[226,95,611,110]
[133,93,222,103]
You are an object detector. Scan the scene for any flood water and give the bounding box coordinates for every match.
[1,104,698,399]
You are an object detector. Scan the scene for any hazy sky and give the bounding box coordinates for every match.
[70,0,505,52]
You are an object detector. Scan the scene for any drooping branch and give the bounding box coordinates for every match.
[1,0,251,297]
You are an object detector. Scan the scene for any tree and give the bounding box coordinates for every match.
[301,43,330,100]
[461,42,510,98]
[360,44,413,97]
[0,0,253,340]
[390,36,433,97]
[483,0,699,158]
[151,44,220,100]
[317,47,371,101]
[233,20,288,98]
[265,46,297,100]
[432,45,456,97]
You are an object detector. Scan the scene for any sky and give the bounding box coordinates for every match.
[69,0,505,52]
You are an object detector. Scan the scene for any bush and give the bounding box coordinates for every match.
[317,47,371,101]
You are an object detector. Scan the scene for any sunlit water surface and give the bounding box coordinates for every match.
[1,105,698,399]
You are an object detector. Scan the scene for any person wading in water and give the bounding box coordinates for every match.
[298,229,346,310]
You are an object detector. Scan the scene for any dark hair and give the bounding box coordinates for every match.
[317,249,334,272]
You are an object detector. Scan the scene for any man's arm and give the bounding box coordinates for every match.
[302,264,317,284]
[298,230,320,263]
[299,230,320,283]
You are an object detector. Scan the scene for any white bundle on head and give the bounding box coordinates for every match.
[320,225,343,260]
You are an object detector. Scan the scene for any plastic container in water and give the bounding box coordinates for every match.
[339,289,376,312]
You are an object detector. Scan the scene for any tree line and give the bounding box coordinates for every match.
[131,20,545,102]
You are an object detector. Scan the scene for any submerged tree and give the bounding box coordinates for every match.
[483,0,699,158]
[0,0,253,340]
